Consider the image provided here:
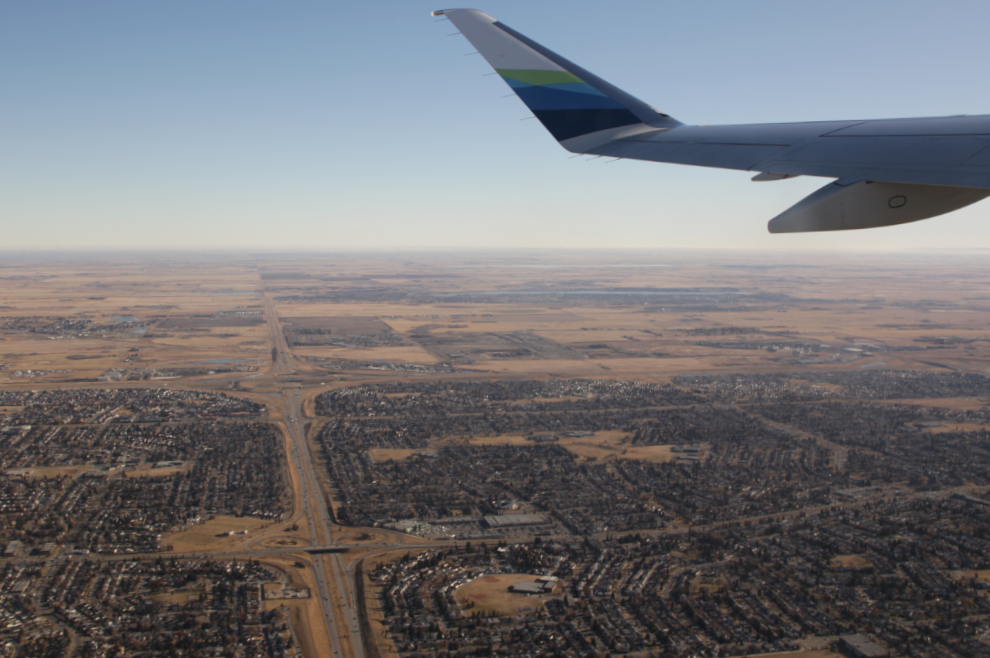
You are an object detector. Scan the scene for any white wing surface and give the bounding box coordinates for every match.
[434,8,990,233]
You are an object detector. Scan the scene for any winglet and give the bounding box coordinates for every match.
[435,9,680,144]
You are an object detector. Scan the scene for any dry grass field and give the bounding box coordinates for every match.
[830,555,874,569]
[470,431,688,463]
[371,432,695,464]
[124,462,192,478]
[6,465,99,479]
[951,569,990,582]
[557,430,689,463]
[6,251,990,388]
[360,549,411,658]
[0,256,271,384]
[455,574,548,616]
[294,344,438,364]
[368,448,439,462]
[162,515,272,553]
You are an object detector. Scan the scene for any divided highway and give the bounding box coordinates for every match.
[265,295,364,658]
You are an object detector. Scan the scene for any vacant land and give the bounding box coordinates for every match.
[370,432,693,464]
[456,574,547,616]
[124,462,193,478]
[163,515,272,552]
[5,251,990,388]
[6,465,98,479]
[830,555,874,569]
[368,448,439,462]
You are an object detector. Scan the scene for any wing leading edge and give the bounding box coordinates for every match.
[434,8,990,233]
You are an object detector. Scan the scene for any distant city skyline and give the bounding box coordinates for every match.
[3,1,989,251]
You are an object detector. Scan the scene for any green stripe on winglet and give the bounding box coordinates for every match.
[496,69,584,85]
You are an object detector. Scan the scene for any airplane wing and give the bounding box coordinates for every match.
[433,8,990,233]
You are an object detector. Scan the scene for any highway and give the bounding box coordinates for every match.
[265,295,363,658]
[7,296,403,658]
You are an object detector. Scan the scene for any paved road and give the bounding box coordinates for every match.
[265,295,360,658]
[0,295,396,658]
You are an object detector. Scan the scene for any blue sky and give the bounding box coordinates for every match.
[2,1,989,251]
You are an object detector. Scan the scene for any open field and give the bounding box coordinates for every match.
[467,431,688,462]
[5,465,100,479]
[830,555,874,569]
[294,344,438,364]
[951,569,990,582]
[124,462,193,478]
[455,574,548,617]
[368,448,439,462]
[371,432,695,464]
[161,515,273,553]
[0,256,271,384]
[557,429,691,463]
[5,251,990,388]
[560,438,682,463]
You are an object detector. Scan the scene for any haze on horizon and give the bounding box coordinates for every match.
[3,0,989,252]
